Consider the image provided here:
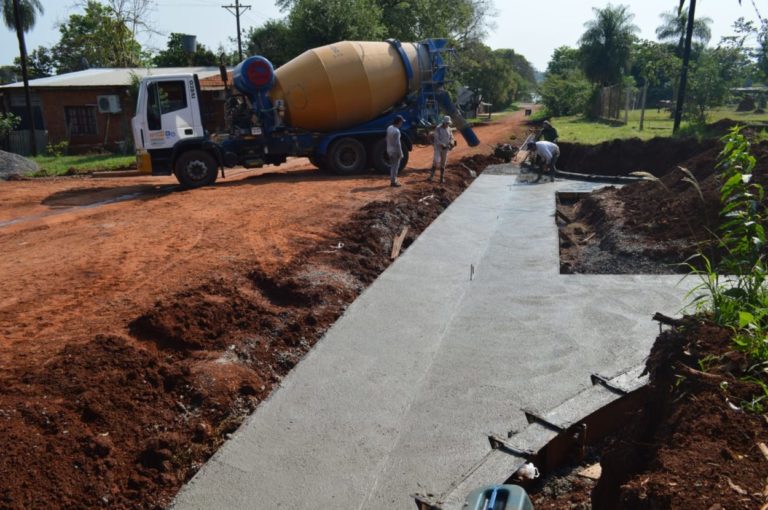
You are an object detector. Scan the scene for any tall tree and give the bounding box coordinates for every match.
[277,0,493,45]
[2,0,43,155]
[287,0,384,52]
[546,46,582,77]
[54,1,143,72]
[458,41,522,110]
[1,0,40,31]
[541,46,592,116]
[494,48,536,99]
[245,19,296,67]
[154,33,219,66]
[656,8,712,56]
[13,45,54,78]
[101,0,156,39]
[631,40,680,129]
[579,4,639,85]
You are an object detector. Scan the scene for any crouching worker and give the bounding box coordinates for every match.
[429,116,455,184]
[526,140,560,182]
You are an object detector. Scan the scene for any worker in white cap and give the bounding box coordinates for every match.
[430,115,455,184]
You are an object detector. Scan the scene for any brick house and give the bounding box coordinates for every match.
[0,67,232,155]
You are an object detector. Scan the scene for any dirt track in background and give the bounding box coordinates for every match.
[0,112,523,509]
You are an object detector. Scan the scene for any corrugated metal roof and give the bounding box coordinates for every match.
[0,67,227,89]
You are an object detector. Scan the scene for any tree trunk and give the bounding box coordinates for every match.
[12,0,37,156]
[673,0,697,134]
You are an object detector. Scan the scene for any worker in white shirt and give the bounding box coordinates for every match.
[430,116,455,184]
[386,115,405,187]
[526,140,560,181]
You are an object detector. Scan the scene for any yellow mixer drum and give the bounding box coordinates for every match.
[269,41,422,132]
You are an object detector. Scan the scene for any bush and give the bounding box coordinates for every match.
[540,70,593,117]
[0,112,20,138]
[45,140,69,157]
[688,127,768,362]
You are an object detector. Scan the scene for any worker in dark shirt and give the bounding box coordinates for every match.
[537,120,558,142]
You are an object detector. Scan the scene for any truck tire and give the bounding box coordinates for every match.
[370,138,409,174]
[328,137,366,175]
[174,150,218,188]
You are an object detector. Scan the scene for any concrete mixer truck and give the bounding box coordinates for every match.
[131,38,480,187]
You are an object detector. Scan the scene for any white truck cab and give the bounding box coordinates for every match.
[132,75,220,186]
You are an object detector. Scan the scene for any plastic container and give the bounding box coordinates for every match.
[463,484,534,510]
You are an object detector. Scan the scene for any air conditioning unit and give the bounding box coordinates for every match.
[97,94,121,113]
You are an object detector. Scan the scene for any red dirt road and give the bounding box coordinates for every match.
[0,111,527,373]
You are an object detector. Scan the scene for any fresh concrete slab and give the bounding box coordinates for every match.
[171,165,689,510]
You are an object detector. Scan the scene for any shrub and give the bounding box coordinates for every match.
[0,112,20,138]
[688,126,768,364]
[45,140,69,157]
[539,70,593,117]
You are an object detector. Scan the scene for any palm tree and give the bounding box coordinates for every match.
[2,0,44,156]
[2,0,42,32]
[656,8,712,56]
[579,4,639,86]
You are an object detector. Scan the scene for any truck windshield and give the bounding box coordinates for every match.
[147,80,188,130]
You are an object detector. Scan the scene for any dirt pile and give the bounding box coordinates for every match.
[0,156,485,509]
[559,140,768,274]
[559,137,712,176]
[591,318,768,509]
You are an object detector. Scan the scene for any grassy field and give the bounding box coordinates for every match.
[31,154,136,176]
[550,107,768,144]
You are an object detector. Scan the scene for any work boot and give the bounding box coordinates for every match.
[391,181,402,187]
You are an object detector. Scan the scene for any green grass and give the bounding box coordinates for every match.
[550,107,768,144]
[30,154,136,177]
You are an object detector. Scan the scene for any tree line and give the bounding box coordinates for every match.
[540,3,768,125]
[1,0,537,111]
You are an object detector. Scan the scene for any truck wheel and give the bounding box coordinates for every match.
[174,150,218,188]
[371,138,409,174]
[328,138,366,175]
[370,138,389,174]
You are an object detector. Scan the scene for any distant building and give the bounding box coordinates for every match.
[0,67,231,155]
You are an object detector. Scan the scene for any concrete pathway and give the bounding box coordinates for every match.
[171,166,688,510]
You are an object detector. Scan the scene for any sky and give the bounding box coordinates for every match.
[0,0,765,70]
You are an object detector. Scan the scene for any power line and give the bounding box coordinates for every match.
[222,0,251,61]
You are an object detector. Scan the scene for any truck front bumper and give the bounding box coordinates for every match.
[136,150,153,174]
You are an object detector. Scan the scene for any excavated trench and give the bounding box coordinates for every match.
[556,136,724,274]
[529,134,768,509]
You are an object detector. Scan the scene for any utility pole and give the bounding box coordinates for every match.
[11,0,37,156]
[222,0,251,62]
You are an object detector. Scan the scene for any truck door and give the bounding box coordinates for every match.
[145,78,203,149]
